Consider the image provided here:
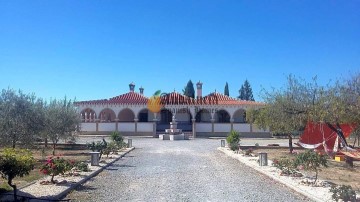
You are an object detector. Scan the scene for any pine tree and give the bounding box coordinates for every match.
[243,79,255,101]
[238,80,255,101]
[183,80,195,98]
[224,82,229,96]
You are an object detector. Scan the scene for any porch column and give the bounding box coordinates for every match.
[134,118,138,134]
[250,123,253,132]
[153,118,158,137]
[95,119,99,132]
[115,119,119,131]
[192,118,196,138]
[230,118,234,131]
[211,118,215,133]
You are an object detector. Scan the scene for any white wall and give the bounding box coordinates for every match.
[214,123,231,132]
[137,123,153,132]
[98,123,116,131]
[80,123,96,131]
[119,123,135,132]
[233,124,251,132]
[195,123,212,132]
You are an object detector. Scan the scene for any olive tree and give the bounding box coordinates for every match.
[0,148,35,201]
[44,98,80,155]
[0,88,45,148]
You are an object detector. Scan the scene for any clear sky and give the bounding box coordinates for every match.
[0,1,359,102]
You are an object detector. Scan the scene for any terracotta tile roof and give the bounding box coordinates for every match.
[201,92,264,106]
[75,91,264,106]
[108,92,149,104]
[74,92,149,105]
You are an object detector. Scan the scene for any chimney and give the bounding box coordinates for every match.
[129,82,135,92]
[139,86,144,95]
[196,81,203,99]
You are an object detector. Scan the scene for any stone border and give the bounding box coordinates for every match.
[218,147,333,202]
[0,147,135,201]
[56,147,135,200]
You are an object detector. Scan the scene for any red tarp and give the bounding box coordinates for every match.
[299,122,355,152]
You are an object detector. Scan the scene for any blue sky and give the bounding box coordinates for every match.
[0,1,359,102]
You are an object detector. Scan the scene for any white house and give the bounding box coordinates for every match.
[74,82,270,138]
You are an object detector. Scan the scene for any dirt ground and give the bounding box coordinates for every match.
[252,147,360,192]
[0,146,90,192]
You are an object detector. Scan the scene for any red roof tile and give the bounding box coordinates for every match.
[75,91,264,106]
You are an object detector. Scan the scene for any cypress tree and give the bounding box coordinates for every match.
[238,80,255,101]
[224,82,229,96]
[183,80,195,98]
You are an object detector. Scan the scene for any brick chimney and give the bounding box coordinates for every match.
[129,82,135,92]
[196,81,203,99]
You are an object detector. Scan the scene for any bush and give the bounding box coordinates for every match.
[272,157,297,175]
[226,130,240,151]
[87,138,107,159]
[0,148,35,201]
[330,185,357,202]
[103,142,119,157]
[110,131,124,147]
[74,161,90,172]
[40,156,73,183]
[293,150,327,183]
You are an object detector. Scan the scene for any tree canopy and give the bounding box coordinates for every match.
[183,80,195,98]
[238,79,255,101]
[0,88,45,148]
[224,82,229,96]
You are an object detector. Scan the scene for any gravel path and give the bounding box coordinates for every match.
[66,138,309,202]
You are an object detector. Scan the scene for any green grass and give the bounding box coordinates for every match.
[0,181,12,194]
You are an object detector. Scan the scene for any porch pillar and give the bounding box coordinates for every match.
[134,118,138,134]
[192,118,196,139]
[250,123,253,132]
[115,119,119,131]
[230,119,234,131]
[153,118,158,137]
[211,118,215,133]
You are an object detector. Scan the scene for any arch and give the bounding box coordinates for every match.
[99,108,116,122]
[80,108,96,122]
[214,109,230,123]
[118,108,135,122]
[233,109,246,123]
[195,109,212,123]
[138,108,154,122]
[159,108,173,124]
[176,108,192,123]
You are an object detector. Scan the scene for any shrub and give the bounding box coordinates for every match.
[87,138,107,159]
[0,148,35,201]
[272,157,297,175]
[40,156,73,183]
[110,131,124,147]
[293,150,327,183]
[226,130,240,151]
[330,185,357,202]
[74,161,90,172]
[103,142,119,157]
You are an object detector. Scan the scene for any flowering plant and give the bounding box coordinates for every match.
[40,156,74,183]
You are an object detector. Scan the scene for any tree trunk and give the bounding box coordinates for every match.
[314,169,318,184]
[52,143,56,156]
[12,139,16,149]
[7,178,17,202]
[45,138,48,148]
[51,174,56,184]
[288,134,293,154]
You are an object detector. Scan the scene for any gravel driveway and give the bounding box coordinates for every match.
[66,138,309,202]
